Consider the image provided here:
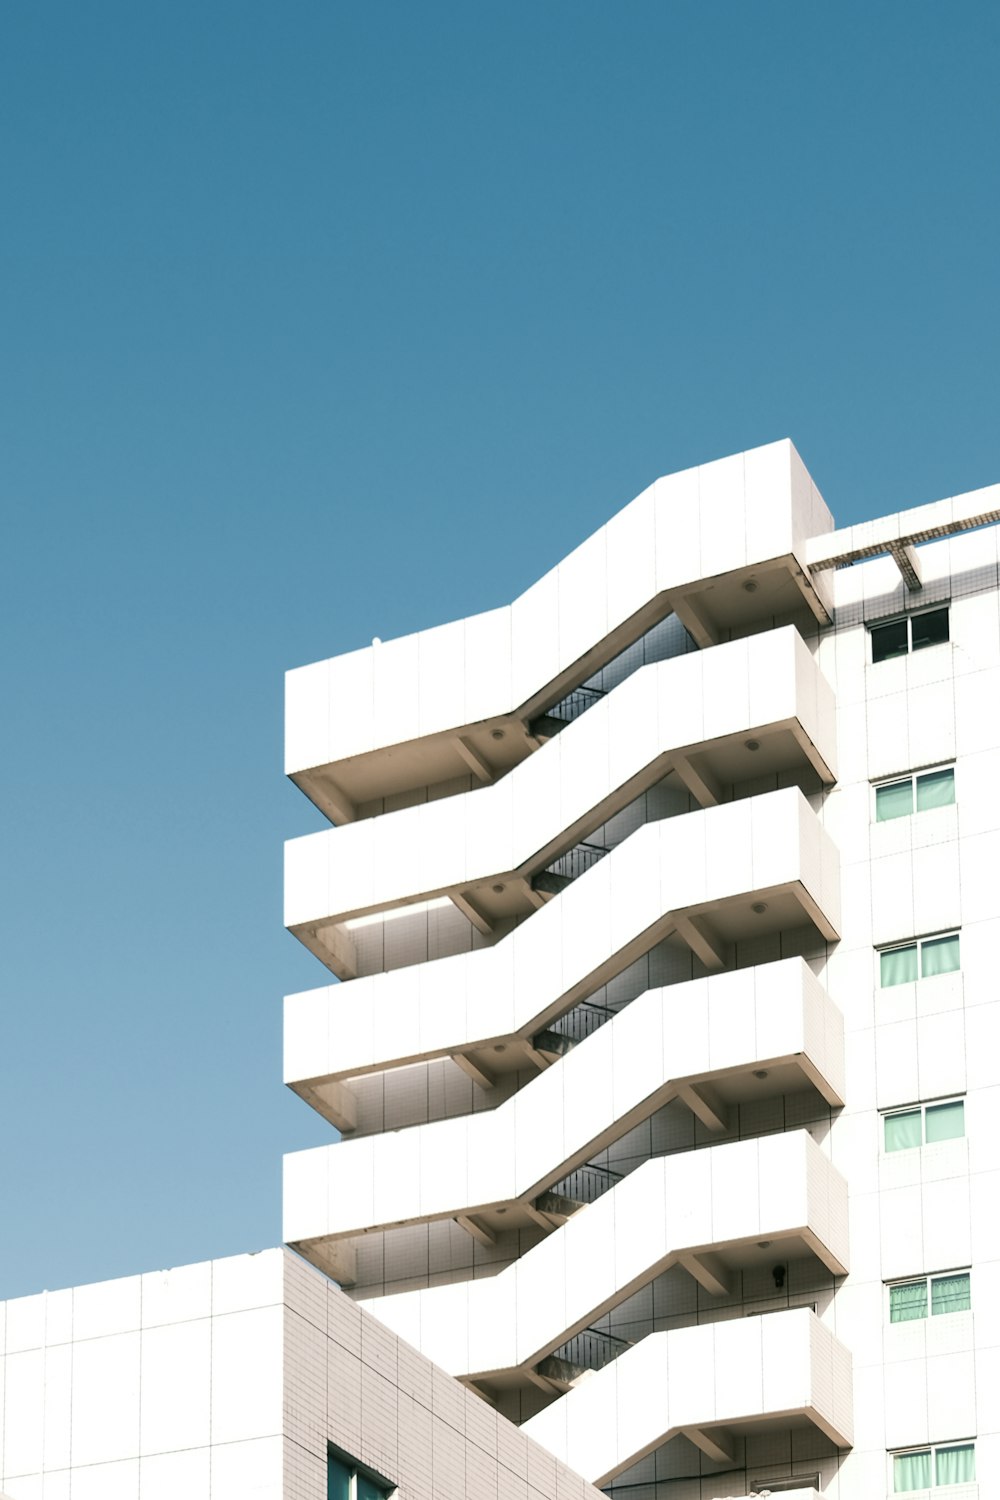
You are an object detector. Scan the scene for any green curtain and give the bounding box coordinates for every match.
[328,1456,352,1500]
[936,1444,975,1484]
[894,1450,932,1490]
[877,780,914,821]
[932,1273,971,1316]
[881,945,918,986]
[916,768,955,811]
[890,1281,928,1322]
[921,934,960,977]
[926,1100,965,1142]
[885,1111,922,1151]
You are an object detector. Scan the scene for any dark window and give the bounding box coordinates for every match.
[911,607,950,651]
[870,607,949,663]
[871,617,909,663]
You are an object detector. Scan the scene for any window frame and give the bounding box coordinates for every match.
[873,765,956,823]
[887,1269,972,1324]
[870,605,950,664]
[328,1446,396,1500]
[878,931,961,987]
[890,1439,976,1491]
[882,1097,966,1154]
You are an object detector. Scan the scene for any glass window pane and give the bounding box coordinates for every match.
[877,780,915,821]
[911,607,949,651]
[894,1450,932,1491]
[881,945,918,987]
[885,1111,922,1152]
[921,934,960,978]
[932,1273,971,1316]
[936,1443,975,1484]
[916,768,955,811]
[872,619,909,663]
[926,1100,965,1143]
[357,1479,389,1500]
[890,1281,928,1322]
[328,1456,352,1500]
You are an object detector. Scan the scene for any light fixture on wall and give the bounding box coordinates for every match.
[751,902,768,915]
[745,738,761,752]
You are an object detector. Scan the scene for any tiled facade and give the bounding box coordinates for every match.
[282,441,1000,1499]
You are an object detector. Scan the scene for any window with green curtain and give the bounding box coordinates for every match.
[926,1099,965,1143]
[877,780,914,821]
[894,1449,932,1491]
[916,767,955,811]
[885,1110,922,1151]
[932,1273,971,1316]
[890,1281,928,1322]
[936,1443,975,1484]
[328,1456,352,1500]
[881,945,918,986]
[921,934,960,977]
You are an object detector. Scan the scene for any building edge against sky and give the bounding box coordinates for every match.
[3,437,1000,1500]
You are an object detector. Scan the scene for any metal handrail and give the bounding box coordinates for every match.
[546,683,607,725]
[548,1162,622,1205]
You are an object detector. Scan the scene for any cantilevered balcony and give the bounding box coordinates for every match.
[286,440,834,821]
[284,787,840,1116]
[352,1131,847,1386]
[284,625,836,973]
[521,1308,853,1489]
[283,957,844,1269]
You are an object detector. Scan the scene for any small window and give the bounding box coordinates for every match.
[871,606,949,663]
[883,1098,965,1152]
[893,1441,975,1490]
[875,767,955,822]
[329,1450,394,1500]
[879,933,960,986]
[889,1271,971,1323]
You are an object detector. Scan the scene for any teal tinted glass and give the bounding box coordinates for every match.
[885,1111,922,1151]
[881,945,918,986]
[925,1099,964,1143]
[890,1281,928,1322]
[894,1450,932,1491]
[876,780,914,821]
[357,1479,389,1500]
[916,768,955,811]
[936,1444,975,1484]
[328,1456,351,1500]
[921,934,960,977]
[932,1272,971,1316]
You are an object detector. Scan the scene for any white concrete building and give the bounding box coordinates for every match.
[0,1247,603,1500]
[282,439,1000,1500]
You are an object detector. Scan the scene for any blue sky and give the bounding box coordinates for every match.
[1,1,998,1299]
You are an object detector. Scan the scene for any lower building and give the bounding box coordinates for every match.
[0,1247,604,1500]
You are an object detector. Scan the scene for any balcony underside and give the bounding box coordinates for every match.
[347,1131,846,1383]
[520,1309,853,1488]
[285,626,836,957]
[283,787,840,1111]
[283,958,845,1255]
[288,437,834,816]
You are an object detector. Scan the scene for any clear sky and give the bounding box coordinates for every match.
[1,1,998,1299]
